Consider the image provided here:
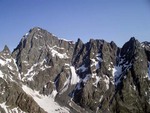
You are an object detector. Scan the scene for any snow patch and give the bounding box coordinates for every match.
[23,63,38,81]
[34,36,38,39]
[25,32,29,36]
[141,43,145,48]
[70,66,80,85]
[37,28,40,31]
[22,85,69,113]
[0,59,6,66]
[103,75,110,90]
[0,58,12,66]
[112,57,132,86]
[37,34,43,38]
[13,59,21,80]
[59,38,73,42]
[23,59,51,81]
[96,53,103,62]
[48,46,69,59]
[71,73,93,98]
[112,66,123,85]
[0,70,4,78]
[93,76,100,87]
[53,45,65,50]
[6,59,11,62]
[0,86,5,95]
[11,107,26,113]
[112,66,122,77]
[92,73,97,78]
[8,65,14,70]
[99,95,103,102]
[76,74,91,90]
[0,102,8,113]
[0,102,25,113]
[108,66,112,71]
[22,60,29,65]
[59,77,70,94]
[90,53,103,71]
[91,59,100,70]
[51,90,58,99]
[0,58,15,73]
[92,74,109,89]
[90,53,102,70]
[65,63,70,66]
[0,58,20,81]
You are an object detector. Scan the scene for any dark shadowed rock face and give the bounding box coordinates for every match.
[0,27,150,113]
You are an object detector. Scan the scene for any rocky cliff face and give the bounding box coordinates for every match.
[0,27,150,113]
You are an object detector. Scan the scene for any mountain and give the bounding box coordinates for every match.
[0,27,150,113]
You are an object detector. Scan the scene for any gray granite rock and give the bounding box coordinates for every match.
[0,27,150,113]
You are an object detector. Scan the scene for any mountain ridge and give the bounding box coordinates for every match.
[0,27,150,113]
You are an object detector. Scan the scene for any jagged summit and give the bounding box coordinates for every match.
[24,27,74,44]
[2,45,10,53]
[0,27,150,113]
[130,36,136,41]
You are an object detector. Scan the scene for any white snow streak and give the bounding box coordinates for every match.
[59,77,70,94]
[23,59,51,81]
[112,66,122,85]
[0,102,25,113]
[0,70,4,78]
[22,85,69,113]
[91,59,100,70]
[59,38,73,42]
[34,36,38,39]
[92,74,109,89]
[90,53,102,70]
[112,66,122,77]
[103,75,110,90]
[93,76,100,87]
[112,58,132,85]
[51,90,58,99]
[70,66,80,85]
[0,58,12,66]
[0,59,5,66]
[48,46,69,59]
[13,59,21,80]
[99,95,103,102]
[0,102,8,113]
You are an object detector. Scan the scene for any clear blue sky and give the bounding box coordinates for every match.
[0,0,150,51]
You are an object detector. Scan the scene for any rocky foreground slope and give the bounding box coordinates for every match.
[0,27,150,113]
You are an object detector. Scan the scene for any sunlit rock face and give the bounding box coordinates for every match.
[0,27,150,113]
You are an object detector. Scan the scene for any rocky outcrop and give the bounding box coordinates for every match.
[0,45,47,113]
[110,37,150,113]
[0,27,150,113]
[12,27,75,92]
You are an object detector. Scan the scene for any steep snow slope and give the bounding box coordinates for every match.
[22,85,70,113]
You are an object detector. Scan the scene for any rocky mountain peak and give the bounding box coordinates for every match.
[142,41,150,46]
[0,27,150,113]
[120,37,140,57]
[76,38,83,45]
[2,45,10,54]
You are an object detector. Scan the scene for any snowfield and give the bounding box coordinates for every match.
[22,85,70,113]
